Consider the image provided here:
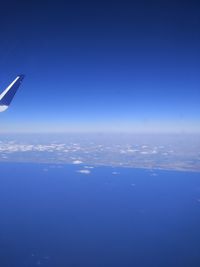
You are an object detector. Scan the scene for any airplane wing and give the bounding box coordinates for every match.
[0,74,25,112]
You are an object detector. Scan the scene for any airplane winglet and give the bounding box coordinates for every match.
[0,74,25,112]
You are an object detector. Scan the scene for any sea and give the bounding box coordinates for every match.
[0,162,200,267]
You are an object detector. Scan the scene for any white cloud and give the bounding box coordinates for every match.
[142,145,148,149]
[84,166,94,169]
[150,172,158,176]
[72,160,83,164]
[112,171,120,175]
[77,169,91,174]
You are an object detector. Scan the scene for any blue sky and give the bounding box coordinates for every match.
[0,0,200,133]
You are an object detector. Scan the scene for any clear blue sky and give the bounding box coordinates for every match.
[0,0,200,133]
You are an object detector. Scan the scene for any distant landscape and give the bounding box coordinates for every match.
[0,133,199,172]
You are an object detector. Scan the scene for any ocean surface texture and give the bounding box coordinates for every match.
[0,163,200,267]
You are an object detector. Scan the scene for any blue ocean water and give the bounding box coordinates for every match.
[0,163,200,267]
